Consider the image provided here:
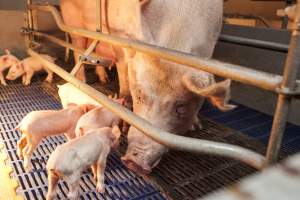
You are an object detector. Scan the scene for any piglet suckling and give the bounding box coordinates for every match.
[16,104,95,171]
[46,126,121,200]
[0,49,20,85]
[6,54,55,86]
[75,97,124,137]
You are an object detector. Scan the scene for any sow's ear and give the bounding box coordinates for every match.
[182,74,237,112]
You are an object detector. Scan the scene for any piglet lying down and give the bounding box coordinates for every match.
[16,104,95,171]
[46,127,121,200]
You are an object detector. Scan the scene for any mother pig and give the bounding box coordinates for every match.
[121,0,236,174]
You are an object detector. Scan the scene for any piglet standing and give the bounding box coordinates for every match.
[0,49,20,85]
[75,97,124,137]
[16,104,95,171]
[6,54,55,85]
[46,127,121,200]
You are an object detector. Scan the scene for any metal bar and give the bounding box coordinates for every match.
[64,32,70,63]
[219,34,289,52]
[265,2,300,166]
[25,0,34,47]
[30,30,112,67]
[96,0,102,32]
[28,48,265,170]
[29,4,299,93]
[71,40,98,75]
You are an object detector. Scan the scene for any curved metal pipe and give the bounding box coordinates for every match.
[29,4,290,93]
[28,48,265,170]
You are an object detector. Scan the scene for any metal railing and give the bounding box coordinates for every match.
[24,0,300,170]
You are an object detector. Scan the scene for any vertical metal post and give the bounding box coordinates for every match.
[64,32,70,63]
[25,0,34,47]
[265,1,300,166]
[96,0,102,32]
[282,0,294,29]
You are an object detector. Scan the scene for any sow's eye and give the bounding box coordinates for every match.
[174,102,189,118]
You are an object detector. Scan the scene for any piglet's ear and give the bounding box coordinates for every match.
[82,104,97,113]
[4,49,10,55]
[16,63,24,70]
[79,127,84,137]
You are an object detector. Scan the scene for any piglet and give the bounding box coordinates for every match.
[6,54,55,86]
[58,83,103,108]
[0,49,20,85]
[75,97,124,137]
[46,126,121,200]
[16,104,95,171]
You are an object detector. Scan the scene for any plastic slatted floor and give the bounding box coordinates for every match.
[200,102,300,155]
[0,83,165,200]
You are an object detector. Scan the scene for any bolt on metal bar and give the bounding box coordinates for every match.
[28,48,265,170]
[71,40,99,75]
[29,4,300,93]
[29,30,112,67]
[265,2,300,166]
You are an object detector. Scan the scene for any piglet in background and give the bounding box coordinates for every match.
[46,127,121,200]
[0,49,20,85]
[15,104,95,171]
[58,83,103,107]
[6,54,55,85]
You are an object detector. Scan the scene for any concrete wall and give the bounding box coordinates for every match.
[224,0,286,19]
[0,0,59,57]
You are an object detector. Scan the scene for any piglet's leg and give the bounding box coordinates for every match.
[96,146,109,193]
[17,135,27,159]
[46,171,59,200]
[45,68,53,83]
[24,71,34,86]
[66,172,81,200]
[23,143,37,171]
[22,74,27,85]
[91,163,97,181]
[0,73,7,85]
[95,66,109,84]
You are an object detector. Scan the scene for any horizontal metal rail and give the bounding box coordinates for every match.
[219,34,289,52]
[29,4,300,94]
[28,48,265,170]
